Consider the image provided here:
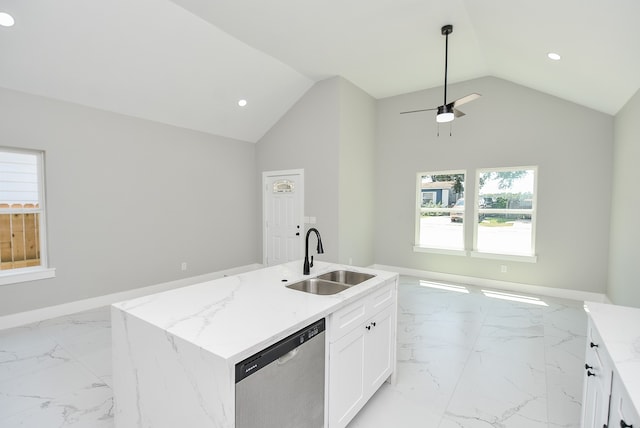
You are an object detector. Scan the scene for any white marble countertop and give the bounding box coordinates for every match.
[113,261,397,362]
[585,301,640,415]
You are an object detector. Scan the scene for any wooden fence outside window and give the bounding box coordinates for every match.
[0,203,41,270]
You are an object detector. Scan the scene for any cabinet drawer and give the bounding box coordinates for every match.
[329,298,367,342]
[329,281,396,343]
[367,281,395,313]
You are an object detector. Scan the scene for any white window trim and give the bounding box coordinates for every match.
[0,148,54,285]
[0,267,56,286]
[470,251,537,263]
[473,166,538,258]
[413,246,468,257]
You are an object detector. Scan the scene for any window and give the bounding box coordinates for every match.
[474,167,537,259]
[0,148,53,284]
[414,171,466,253]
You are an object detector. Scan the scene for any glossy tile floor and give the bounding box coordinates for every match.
[0,275,587,427]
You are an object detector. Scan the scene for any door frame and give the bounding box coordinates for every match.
[262,169,305,265]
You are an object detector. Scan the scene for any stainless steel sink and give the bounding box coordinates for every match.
[316,270,375,286]
[286,278,350,295]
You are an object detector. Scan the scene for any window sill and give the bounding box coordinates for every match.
[470,251,537,263]
[0,267,56,286]
[413,246,468,257]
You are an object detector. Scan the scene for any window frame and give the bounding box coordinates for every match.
[0,147,55,285]
[471,165,538,262]
[413,169,468,255]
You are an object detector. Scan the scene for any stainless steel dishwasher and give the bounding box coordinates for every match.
[235,318,325,428]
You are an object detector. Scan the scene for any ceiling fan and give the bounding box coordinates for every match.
[401,24,481,123]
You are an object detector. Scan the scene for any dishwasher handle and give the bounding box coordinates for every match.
[277,348,299,365]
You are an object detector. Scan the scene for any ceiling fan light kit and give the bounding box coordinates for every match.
[436,105,455,123]
[401,24,481,130]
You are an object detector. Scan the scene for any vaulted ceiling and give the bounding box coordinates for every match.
[1,0,639,142]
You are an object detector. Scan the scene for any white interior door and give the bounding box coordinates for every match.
[263,170,304,266]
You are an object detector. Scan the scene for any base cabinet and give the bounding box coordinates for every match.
[609,374,639,428]
[327,281,396,428]
[581,313,640,428]
[582,322,612,428]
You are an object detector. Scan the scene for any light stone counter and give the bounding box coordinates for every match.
[584,301,640,417]
[111,261,398,428]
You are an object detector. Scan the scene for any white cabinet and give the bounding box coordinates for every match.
[609,374,639,428]
[581,321,612,428]
[327,280,397,428]
[582,311,640,428]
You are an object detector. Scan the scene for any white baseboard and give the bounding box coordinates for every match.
[0,263,264,330]
[370,264,608,303]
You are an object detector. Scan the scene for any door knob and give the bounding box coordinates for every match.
[590,342,599,348]
[620,421,632,428]
[585,364,593,370]
[587,371,596,377]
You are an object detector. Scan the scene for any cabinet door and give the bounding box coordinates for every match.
[364,305,394,393]
[609,374,639,428]
[328,326,366,428]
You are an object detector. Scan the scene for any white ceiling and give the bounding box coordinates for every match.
[1,0,639,143]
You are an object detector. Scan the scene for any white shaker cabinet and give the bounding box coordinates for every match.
[582,321,612,428]
[327,279,397,428]
[609,374,639,428]
[582,303,640,428]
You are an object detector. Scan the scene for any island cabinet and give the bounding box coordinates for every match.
[582,303,640,428]
[112,261,399,428]
[327,278,397,428]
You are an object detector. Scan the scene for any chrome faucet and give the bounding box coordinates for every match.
[303,228,324,275]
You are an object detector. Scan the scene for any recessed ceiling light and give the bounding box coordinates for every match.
[238,99,247,107]
[547,52,561,61]
[0,12,15,27]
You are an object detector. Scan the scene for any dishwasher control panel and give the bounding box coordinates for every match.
[235,318,326,383]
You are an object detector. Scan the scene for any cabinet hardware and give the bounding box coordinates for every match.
[365,321,377,331]
[620,421,632,428]
[585,363,594,370]
[587,371,596,377]
[590,342,599,348]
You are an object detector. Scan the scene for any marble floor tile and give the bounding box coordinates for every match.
[0,276,588,427]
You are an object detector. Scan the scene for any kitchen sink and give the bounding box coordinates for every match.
[286,270,376,295]
[316,270,375,286]
[286,278,350,295]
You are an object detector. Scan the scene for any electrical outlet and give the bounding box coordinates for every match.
[500,265,507,273]
[181,262,187,271]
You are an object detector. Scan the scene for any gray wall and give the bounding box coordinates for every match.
[0,87,258,316]
[375,76,614,294]
[256,77,376,267]
[608,88,640,307]
[338,79,376,267]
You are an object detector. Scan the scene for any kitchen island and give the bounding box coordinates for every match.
[111,261,398,428]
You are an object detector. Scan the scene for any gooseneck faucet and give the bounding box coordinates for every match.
[303,228,324,275]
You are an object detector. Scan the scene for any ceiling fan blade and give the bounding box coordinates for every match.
[453,108,466,118]
[451,93,481,108]
[400,107,438,115]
